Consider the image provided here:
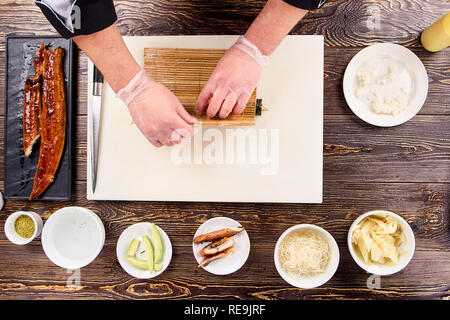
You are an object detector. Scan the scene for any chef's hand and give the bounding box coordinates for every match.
[117,70,197,147]
[196,36,268,118]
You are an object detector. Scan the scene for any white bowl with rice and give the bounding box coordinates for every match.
[274,224,340,289]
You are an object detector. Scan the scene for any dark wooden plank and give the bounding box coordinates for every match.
[0,1,56,51]
[0,245,448,299]
[294,0,450,47]
[0,0,450,51]
[1,0,450,51]
[323,115,450,183]
[123,0,447,51]
[1,181,448,251]
[73,0,450,47]
[0,0,449,301]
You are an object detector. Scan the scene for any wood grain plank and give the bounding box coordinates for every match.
[323,115,450,182]
[0,1,56,50]
[1,0,450,301]
[0,246,448,299]
[0,181,448,251]
[113,0,450,47]
[293,0,450,47]
[2,0,450,51]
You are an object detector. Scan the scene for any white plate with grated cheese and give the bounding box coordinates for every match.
[343,43,428,127]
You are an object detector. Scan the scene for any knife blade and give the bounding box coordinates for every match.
[90,65,103,193]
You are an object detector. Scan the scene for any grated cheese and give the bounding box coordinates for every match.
[278,229,330,278]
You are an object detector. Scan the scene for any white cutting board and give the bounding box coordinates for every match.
[87,35,323,203]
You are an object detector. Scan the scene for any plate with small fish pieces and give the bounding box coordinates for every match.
[192,217,250,275]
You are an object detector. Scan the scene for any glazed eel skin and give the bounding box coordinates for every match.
[22,81,41,157]
[29,47,66,200]
[23,44,45,157]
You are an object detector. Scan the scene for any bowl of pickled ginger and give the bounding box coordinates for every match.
[348,210,415,275]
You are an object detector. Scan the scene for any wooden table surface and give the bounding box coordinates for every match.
[0,0,449,300]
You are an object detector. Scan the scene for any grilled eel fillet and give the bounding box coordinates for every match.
[30,43,45,82]
[29,47,66,200]
[193,226,244,244]
[23,44,45,157]
[199,247,233,267]
[199,237,235,256]
[23,81,41,156]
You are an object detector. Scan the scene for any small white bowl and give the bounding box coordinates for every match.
[42,206,105,269]
[116,222,173,279]
[347,210,415,276]
[4,211,43,245]
[274,224,340,289]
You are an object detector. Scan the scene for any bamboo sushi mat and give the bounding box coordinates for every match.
[144,48,257,126]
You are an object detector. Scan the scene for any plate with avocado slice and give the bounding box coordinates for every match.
[116,222,172,279]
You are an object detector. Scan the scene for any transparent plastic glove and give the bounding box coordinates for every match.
[117,69,197,147]
[196,36,269,118]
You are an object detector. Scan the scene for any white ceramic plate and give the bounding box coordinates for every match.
[116,222,172,279]
[274,224,340,289]
[347,210,415,275]
[42,207,105,269]
[343,43,428,127]
[193,217,250,275]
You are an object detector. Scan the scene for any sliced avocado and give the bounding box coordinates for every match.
[142,235,154,273]
[127,256,148,270]
[152,224,164,263]
[127,256,163,272]
[126,238,140,256]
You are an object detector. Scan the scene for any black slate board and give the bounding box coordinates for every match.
[4,36,73,200]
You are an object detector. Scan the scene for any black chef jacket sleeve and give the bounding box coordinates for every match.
[283,0,328,10]
[35,0,117,39]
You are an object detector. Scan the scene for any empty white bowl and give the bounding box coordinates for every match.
[347,210,415,276]
[4,211,43,245]
[42,206,105,269]
[274,224,340,289]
